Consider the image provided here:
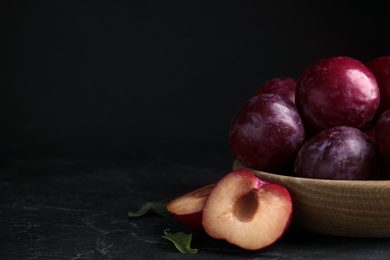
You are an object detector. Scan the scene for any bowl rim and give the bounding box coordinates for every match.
[233,159,390,188]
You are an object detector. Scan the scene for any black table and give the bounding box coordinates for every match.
[1,152,390,259]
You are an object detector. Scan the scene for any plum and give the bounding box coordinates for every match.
[229,94,306,173]
[254,77,297,104]
[202,169,292,251]
[295,56,380,134]
[375,109,390,164]
[366,56,390,120]
[294,126,381,180]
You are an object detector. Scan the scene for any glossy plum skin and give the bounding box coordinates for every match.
[229,94,306,173]
[254,77,297,104]
[375,109,390,164]
[295,56,380,134]
[366,56,390,120]
[294,126,381,180]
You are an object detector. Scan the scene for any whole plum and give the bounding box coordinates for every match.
[229,94,306,173]
[294,126,381,180]
[295,56,380,134]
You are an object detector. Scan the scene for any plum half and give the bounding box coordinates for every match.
[202,169,292,251]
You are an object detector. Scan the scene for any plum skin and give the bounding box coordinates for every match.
[294,126,381,180]
[229,94,306,173]
[254,77,297,104]
[375,109,390,164]
[295,56,380,134]
[366,56,390,120]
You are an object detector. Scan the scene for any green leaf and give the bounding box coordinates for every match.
[128,202,169,217]
[162,229,198,254]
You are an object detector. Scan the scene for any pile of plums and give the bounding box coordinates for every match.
[229,56,390,180]
[165,56,390,253]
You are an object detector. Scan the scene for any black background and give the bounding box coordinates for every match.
[1,0,388,157]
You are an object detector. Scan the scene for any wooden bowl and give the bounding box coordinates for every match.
[233,159,390,238]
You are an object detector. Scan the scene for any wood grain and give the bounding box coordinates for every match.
[233,160,390,237]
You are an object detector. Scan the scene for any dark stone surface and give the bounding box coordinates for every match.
[1,152,390,259]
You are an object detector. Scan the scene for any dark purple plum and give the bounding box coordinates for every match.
[295,56,380,134]
[294,126,381,180]
[229,94,306,173]
[375,109,390,164]
[254,77,297,104]
[366,56,390,120]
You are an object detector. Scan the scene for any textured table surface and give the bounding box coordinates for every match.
[1,152,390,260]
